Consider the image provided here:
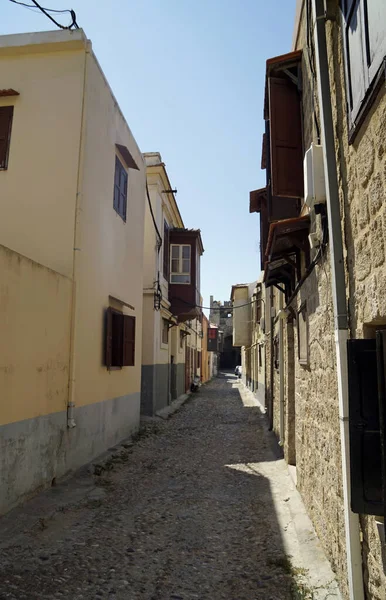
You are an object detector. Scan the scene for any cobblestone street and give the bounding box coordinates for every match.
[0,374,340,600]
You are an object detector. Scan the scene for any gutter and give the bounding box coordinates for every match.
[278,295,286,446]
[311,2,364,598]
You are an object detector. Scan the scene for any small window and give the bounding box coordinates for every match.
[297,302,309,365]
[341,0,386,138]
[162,319,169,345]
[0,106,14,170]
[163,220,169,280]
[170,244,191,284]
[105,307,135,368]
[113,156,128,221]
[258,344,262,369]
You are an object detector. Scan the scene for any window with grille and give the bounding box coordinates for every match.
[170,244,191,284]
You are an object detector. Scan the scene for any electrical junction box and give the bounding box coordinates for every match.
[309,232,320,249]
[304,143,326,208]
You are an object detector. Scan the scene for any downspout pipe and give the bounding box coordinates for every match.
[67,42,89,429]
[268,286,274,431]
[278,294,286,447]
[311,2,364,598]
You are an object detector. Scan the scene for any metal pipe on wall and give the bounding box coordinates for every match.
[311,1,364,597]
[278,293,285,446]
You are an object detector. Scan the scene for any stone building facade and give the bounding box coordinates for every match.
[209,296,240,369]
[252,1,386,598]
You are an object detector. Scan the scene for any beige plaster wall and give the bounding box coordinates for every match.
[72,48,146,410]
[0,244,72,426]
[0,32,86,279]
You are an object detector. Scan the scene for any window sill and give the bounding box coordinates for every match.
[348,58,385,145]
[108,366,122,371]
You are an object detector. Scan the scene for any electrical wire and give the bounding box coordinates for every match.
[171,296,258,312]
[146,183,162,248]
[8,0,79,29]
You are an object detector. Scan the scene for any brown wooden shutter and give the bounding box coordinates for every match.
[0,106,14,170]
[163,221,169,279]
[105,307,113,368]
[269,76,303,198]
[123,315,135,366]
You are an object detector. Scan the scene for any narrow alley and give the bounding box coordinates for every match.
[0,375,339,600]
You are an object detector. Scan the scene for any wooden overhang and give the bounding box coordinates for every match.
[115,144,139,170]
[249,187,267,214]
[265,215,310,282]
[0,89,19,97]
[263,50,302,120]
[263,258,295,300]
[266,215,310,260]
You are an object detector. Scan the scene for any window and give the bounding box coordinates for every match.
[162,318,169,345]
[0,106,14,170]
[297,302,309,365]
[170,244,191,284]
[163,220,169,280]
[105,307,135,368]
[113,156,128,221]
[342,0,386,137]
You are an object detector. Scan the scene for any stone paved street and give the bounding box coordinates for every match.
[0,374,340,600]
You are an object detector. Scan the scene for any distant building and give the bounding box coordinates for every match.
[209,296,240,369]
[141,153,204,414]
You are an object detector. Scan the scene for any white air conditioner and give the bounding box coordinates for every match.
[304,143,326,208]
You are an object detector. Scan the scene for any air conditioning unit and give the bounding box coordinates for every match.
[304,143,326,208]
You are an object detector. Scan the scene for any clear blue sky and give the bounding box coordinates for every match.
[2,0,296,308]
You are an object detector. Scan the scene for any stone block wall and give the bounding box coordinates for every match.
[285,3,386,598]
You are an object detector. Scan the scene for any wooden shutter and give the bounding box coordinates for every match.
[0,106,13,169]
[113,156,120,212]
[365,0,386,81]
[347,339,383,515]
[376,330,386,523]
[123,315,135,366]
[105,307,113,368]
[163,221,169,279]
[121,167,128,221]
[342,0,367,119]
[268,185,299,222]
[269,76,303,198]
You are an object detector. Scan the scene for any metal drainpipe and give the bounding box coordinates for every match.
[67,43,89,429]
[311,1,364,597]
[278,294,285,446]
[269,287,274,430]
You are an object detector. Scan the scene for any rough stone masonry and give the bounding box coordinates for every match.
[0,375,339,600]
